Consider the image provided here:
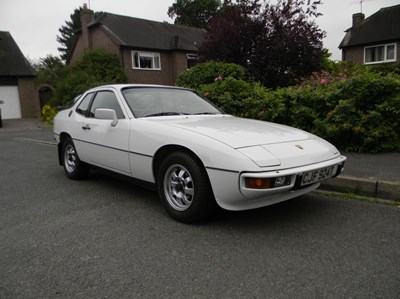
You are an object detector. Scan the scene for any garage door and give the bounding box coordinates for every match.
[0,86,21,119]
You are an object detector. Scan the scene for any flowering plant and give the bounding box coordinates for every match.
[41,104,57,124]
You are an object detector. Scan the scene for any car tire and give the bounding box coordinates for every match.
[62,138,89,180]
[157,152,218,223]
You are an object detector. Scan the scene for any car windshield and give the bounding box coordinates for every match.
[121,87,223,118]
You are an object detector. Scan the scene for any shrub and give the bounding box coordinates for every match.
[52,49,127,106]
[186,61,399,153]
[176,61,247,89]
[314,72,400,152]
[265,70,400,152]
[41,104,57,124]
[198,77,285,122]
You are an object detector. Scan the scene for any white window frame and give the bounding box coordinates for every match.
[186,53,199,69]
[132,51,161,70]
[364,43,397,65]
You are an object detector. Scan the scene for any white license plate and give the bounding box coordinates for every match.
[300,165,338,186]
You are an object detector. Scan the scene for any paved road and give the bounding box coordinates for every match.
[1,128,400,298]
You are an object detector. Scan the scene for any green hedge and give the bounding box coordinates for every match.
[275,71,400,152]
[312,72,400,152]
[198,77,285,122]
[178,62,400,153]
[176,61,247,89]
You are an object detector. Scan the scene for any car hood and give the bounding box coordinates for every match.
[164,115,339,168]
[166,115,314,148]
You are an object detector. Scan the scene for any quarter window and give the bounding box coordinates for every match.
[364,43,397,64]
[76,93,94,116]
[132,51,161,70]
[89,91,125,119]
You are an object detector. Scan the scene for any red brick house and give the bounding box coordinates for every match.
[0,31,38,119]
[339,4,400,65]
[68,5,206,85]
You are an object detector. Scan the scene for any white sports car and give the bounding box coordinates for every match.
[54,84,346,222]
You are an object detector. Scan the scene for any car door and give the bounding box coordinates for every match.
[79,89,131,174]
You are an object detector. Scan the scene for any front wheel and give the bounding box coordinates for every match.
[62,138,89,180]
[157,152,218,223]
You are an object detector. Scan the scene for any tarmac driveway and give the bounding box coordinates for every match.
[0,123,399,298]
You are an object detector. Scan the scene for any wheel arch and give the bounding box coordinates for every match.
[58,132,71,165]
[152,145,207,185]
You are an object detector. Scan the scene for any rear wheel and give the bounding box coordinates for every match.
[62,138,89,180]
[157,152,217,223]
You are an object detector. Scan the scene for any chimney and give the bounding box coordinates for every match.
[352,13,365,27]
[80,3,94,50]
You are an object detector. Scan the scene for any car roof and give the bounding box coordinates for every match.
[87,84,189,92]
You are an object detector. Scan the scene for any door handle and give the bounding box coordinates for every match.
[82,125,91,130]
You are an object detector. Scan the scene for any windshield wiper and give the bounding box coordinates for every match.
[145,112,182,117]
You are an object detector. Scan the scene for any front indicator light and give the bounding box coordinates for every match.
[245,178,271,189]
[245,176,292,189]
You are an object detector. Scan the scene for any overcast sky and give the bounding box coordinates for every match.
[0,0,398,61]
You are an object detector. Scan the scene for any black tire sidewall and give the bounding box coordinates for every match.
[157,152,216,223]
[62,138,89,180]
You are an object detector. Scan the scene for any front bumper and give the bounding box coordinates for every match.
[207,155,346,211]
[240,155,346,199]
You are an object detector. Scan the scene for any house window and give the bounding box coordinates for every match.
[364,43,397,64]
[186,53,199,69]
[132,51,161,70]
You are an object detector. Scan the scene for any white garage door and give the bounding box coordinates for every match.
[0,86,22,119]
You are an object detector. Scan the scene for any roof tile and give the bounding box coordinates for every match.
[90,13,206,52]
[0,31,35,77]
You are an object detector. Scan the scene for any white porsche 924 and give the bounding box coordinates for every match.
[54,84,346,222]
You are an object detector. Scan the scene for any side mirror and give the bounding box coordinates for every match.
[95,108,118,127]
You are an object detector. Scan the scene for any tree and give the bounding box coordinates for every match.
[199,0,264,66]
[168,0,221,29]
[57,7,83,62]
[57,7,101,62]
[200,0,326,88]
[31,55,65,87]
[53,49,127,106]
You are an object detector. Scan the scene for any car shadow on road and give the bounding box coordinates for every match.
[85,169,335,229]
[212,195,332,227]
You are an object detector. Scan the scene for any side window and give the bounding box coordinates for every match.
[89,91,125,119]
[75,93,94,116]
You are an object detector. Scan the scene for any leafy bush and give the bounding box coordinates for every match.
[268,70,400,152]
[41,104,57,124]
[298,61,369,87]
[314,72,400,152]
[198,77,285,122]
[196,65,400,153]
[52,49,127,106]
[176,61,247,89]
[33,55,66,87]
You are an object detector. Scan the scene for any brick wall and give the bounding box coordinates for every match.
[69,37,85,64]
[69,28,120,64]
[171,52,189,84]
[91,27,120,56]
[342,41,400,64]
[342,46,364,64]
[122,48,189,86]
[69,26,192,86]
